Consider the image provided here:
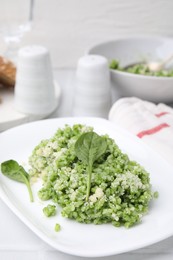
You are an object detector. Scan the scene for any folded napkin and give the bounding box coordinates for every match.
[109,97,173,166]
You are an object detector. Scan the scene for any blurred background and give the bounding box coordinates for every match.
[0,0,173,68]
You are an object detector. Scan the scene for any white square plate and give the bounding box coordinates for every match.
[0,117,173,257]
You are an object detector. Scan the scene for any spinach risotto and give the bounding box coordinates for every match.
[29,124,156,228]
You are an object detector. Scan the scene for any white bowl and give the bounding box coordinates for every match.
[87,36,173,103]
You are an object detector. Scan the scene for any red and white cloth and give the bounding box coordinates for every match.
[109,97,173,166]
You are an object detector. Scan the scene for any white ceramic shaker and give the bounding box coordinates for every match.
[73,55,111,118]
[14,45,57,116]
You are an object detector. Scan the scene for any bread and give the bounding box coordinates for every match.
[0,56,16,87]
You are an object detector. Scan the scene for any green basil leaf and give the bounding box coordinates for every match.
[1,160,34,202]
[1,160,29,183]
[75,132,107,166]
[75,132,107,201]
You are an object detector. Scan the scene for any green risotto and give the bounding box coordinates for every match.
[29,124,156,228]
[110,59,173,77]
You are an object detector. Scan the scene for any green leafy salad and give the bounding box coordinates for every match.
[110,59,173,77]
[28,124,157,228]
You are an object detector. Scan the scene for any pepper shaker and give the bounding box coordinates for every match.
[14,45,57,116]
[73,55,111,118]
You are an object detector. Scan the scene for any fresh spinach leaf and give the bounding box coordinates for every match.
[1,160,34,202]
[75,132,107,201]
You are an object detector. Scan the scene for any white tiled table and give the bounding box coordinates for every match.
[0,69,173,260]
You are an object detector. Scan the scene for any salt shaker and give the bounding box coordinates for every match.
[14,45,57,116]
[73,55,111,118]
